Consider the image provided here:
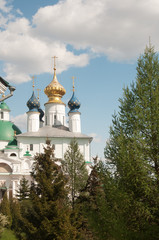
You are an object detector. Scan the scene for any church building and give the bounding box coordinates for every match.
[0,64,92,200]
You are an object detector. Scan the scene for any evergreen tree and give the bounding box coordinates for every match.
[0,192,12,227]
[0,213,8,236]
[63,139,88,208]
[20,144,76,240]
[103,44,159,239]
[16,176,30,201]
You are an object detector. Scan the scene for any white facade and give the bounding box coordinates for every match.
[0,70,92,201]
[0,109,10,121]
[27,111,40,132]
[45,103,66,126]
[69,112,81,133]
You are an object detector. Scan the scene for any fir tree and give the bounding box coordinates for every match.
[63,139,88,208]
[20,144,76,240]
[16,176,30,201]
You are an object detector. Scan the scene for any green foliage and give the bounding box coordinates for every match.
[0,229,18,240]
[0,213,8,237]
[18,144,76,240]
[102,44,159,239]
[0,193,12,227]
[16,176,30,201]
[63,139,88,208]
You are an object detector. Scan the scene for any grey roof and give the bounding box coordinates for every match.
[17,125,92,140]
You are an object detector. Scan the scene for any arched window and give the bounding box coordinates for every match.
[10,153,17,157]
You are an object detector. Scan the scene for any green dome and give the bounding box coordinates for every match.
[0,120,21,141]
[5,138,19,149]
[0,102,10,111]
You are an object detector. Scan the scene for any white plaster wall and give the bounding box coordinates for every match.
[1,110,10,121]
[27,111,40,132]
[69,112,81,133]
[0,141,9,150]
[18,136,91,163]
[45,103,66,126]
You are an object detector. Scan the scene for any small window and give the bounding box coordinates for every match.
[1,112,3,119]
[10,153,16,157]
[54,115,56,125]
[30,144,33,151]
[45,116,47,125]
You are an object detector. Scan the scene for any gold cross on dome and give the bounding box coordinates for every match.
[37,88,41,100]
[72,76,76,92]
[32,75,36,91]
[52,56,58,70]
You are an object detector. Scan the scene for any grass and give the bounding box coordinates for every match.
[0,229,18,240]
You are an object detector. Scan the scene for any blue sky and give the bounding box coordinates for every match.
[0,0,158,158]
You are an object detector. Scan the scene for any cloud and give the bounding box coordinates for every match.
[89,133,102,143]
[33,0,159,61]
[0,0,12,13]
[0,14,89,83]
[0,0,159,83]
[11,113,27,132]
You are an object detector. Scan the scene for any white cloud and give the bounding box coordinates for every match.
[33,0,159,61]
[0,0,12,13]
[11,113,27,132]
[0,0,159,83]
[0,14,89,83]
[89,133,102,143]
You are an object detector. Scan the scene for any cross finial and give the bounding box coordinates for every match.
[52,56,58,70]
[37,88,41,100]
[32,76,36,91]
[72,76,76,92]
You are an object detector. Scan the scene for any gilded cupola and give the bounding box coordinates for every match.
[44,59,66,104]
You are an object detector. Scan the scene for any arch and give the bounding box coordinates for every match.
[0,163,12,173]
[10,153,17,157]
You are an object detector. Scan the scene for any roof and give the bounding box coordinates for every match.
[17,125,92,140]
[5,138,19,150]
[0,120,21,141]
[0,102,10,110]
[0,77,10,87]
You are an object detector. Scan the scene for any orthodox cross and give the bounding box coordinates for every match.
[32,75,36,91]
[72,76,76,92]
[52,56,58,70]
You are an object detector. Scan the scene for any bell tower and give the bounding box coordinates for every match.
[44,57,66,127]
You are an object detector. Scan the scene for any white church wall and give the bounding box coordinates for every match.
[17,137,91,163]
[45,103,66,126]
[0,141,9,150]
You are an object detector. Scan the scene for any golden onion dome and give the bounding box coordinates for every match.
[44,67,66,104]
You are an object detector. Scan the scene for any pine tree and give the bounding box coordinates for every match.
[20,144,76,240]
[16,176,30,201]
[63,139,88,208]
